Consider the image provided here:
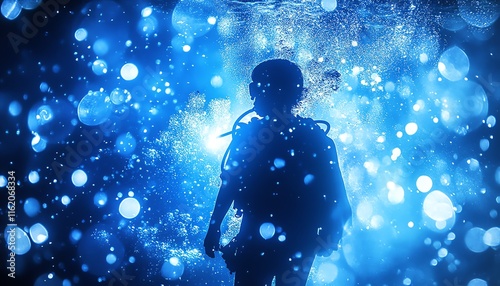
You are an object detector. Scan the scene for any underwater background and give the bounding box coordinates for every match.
[1,0,500,285]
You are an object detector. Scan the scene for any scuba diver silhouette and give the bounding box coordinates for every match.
[204,59,351,286]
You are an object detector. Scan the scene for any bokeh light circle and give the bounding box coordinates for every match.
[439,81,488,135]
[483,227,500,247]
[161,257,185,280]
[416,175,433,193]
[71,169,88,187]
[29,223,49,244]
[438,46,469,82]
[27,99,77,142]
[423,191,454,222]
[77,90,113,126]
[465,227,488,253]
[24,197,41,217]
[259,222,276,240]
[119,197,141,219]
[4,226,31,255]
[120,63,139,81]
[1,0,22,20]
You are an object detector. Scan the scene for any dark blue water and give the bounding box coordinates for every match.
[0,0,499,285]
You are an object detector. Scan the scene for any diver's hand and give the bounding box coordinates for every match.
[204,226,221,258]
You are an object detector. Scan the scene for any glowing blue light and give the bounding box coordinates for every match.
[385,81,395,92]
[304,174,314,185]
[438,46,469,81]
[27,99,76,142]
[458,0,500,28]
[483,227,500,247]
[356,200,373,224]
[496,167,500,185]
[110,88,132,105]
[94,192,108,207]
[138,16,158,36]
[404,122,418,135]
[419,53,429,63]
[71,169,88,187]
[210,75,223,88]
[74,28,88,41]
[479,139,489,151]
[161,257,185,280]
[207,16,216,25]
[29,223,49,244]
[24,197,41,217]
[31,133,47,152]
[93,39,109,56]
[387,181,404,204]
[423,191,454,222]
[467,278,488,286]
[0,176,6,188]
[120,63,139,81]
[141,6,152,17]
[273,158,286,169]
[39,82,49,92]
[77,91,113,126]
[61,195,71,206]
[486,115,496,127]
[465,227,488,253]
[69,229,82,244]
[370,215,384,229]
[439,81,488,135]
[416,175,433,193]
[278,234,286,242]
[33,104,53,125]
[115,132,137,155]
[119,197,141,219]
[28,170,40,184]
[8,100,22,116]
[320,0,337,12]
[1,0,22,20]
[92,59,108,75]
[259,222,275,240]
[316,262,338,283]
[182,45,191,52]
[437,247,448,258]
[106,253,117,264]
[4,226,31,255]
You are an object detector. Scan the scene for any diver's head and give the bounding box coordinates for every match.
[249,59,303,116]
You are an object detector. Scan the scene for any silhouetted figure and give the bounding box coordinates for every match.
[204,59,351,286]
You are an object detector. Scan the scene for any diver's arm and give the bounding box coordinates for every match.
[209,184,233,228]
[204,183,233,258]
[317,141,351,256]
